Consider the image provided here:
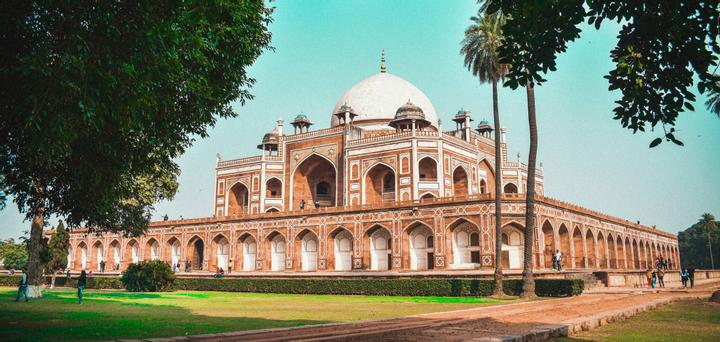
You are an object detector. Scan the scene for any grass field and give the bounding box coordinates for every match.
[0,286,513,341]
[555,299,720,342]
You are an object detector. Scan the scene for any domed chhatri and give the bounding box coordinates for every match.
[389,101,431,131]
[476,118,494,138]
[291,113,313,134]
[257,130,279,150]
[330,53,438,130]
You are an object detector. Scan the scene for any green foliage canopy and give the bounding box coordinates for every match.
[45,221,70,274]
[0,1,273,235]
[484,0,720,146]
[0,238,29,270]
[679,213,719,269]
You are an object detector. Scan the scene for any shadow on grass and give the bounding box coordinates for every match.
[0,289,331,342]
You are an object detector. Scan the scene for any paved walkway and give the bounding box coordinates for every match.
[142,280,720,342]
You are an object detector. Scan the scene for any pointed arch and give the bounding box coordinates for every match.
[108,239,121,271]
[265,177,282,199]
[541,220,555,269]
[501,222,525,269]
[558,224,571,266]
[503,183,518,194]
[585,229,596,268]
[164,236,181,269]
[477,158,496,195]
[418,156,438,181]
[226,181,250,216]
[75,241,88,270]
[572,226,584,268]
[264,230,287,271]
[363,224,392,271]
[363,162,396,205]
[403,222,434,270]
[186,235,205,271]
[328,226,354,271]
[291,153,337,209]
[236,232,258,272]
[446,218,481,268]
[91,240,104,271]
[452,165,470,198]
[293,229,319,272]
[596,231,607,268]
[209,233,230,271]
[123,239,140,269]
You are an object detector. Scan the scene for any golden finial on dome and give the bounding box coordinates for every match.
[380,49,386,73]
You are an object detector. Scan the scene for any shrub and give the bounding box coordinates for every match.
[172,278,526,297]
[534,279,584,297]
[121,260,175,292]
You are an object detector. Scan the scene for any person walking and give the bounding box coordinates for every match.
[688,268,695,288]
[555,250,563,271]
[77,270,87,304]
[66,269,72,282]
[100,260,106,273]
[646,268,653,288]
[681,269,689,288]
[658,268,665,288]
[14,268,29,302]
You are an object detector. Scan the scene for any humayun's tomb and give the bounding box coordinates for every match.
[66,55,680,276]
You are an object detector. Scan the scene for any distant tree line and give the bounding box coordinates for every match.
[679,214,719,269]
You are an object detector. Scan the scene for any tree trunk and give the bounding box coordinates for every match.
[709,232,715,269]
[26,191,46,298]
[521,82,537,298]
[492,79,504,297]
[50,272,56,289]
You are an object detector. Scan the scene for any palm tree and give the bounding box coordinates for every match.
[698,213,717,269]
[460,12,510,297]
[521,81,538,298]
[706,82,720,117]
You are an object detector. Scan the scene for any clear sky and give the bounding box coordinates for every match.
[1,0,718,239]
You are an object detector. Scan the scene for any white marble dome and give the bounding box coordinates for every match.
[331,72,438,130]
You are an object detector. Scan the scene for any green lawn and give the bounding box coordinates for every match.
[555,299,720,342]
[0,286,512,341]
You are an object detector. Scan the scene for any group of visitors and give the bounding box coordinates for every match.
[681,268,695,288]
[214,267,225,278]
[551,249,563,271]
[655,256,671,270]
[645,267,665,288]
[299,199,321,210]
[171,261,182,273]
[15,268,87,304]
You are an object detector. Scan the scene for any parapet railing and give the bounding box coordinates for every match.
[148,193,675,239]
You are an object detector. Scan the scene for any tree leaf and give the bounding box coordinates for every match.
[649,137,662,148]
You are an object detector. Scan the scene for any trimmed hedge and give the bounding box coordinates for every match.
[172,278,525,296]
[121,260,175,292]
[534,279,584,297]
[0,275,123,289]
[0,275,583,297]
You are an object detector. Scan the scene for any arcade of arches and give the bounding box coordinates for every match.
[66,201,680,274]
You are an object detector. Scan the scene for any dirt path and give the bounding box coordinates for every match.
[173,281,720,342]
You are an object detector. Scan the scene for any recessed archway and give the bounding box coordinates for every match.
[187,236,204,271]
[363,225,392,271]
[227,182,249,216]
[265,231,286,271]
[292,154,337,208]
[91,240,104,271]
[123,239,140,270]
[501,223,524,269]
[572,227,584,268]
[446,218,481,269]
[364,163,396,205]
[329,227,353,271]
[597,232,607,268]
[558,224,571,266]
[585,230,596,268]
[607,234,617,269]
[541,221,555,269]
[109,240,121,271]
[295,230,319,272]
[404,222,434,271]
[210,234,230,272]
[75,242,88,270]
[503,183,518,194]
[237,233,257,271]
[452,166,469,198]
[144,238,160,261]
[165,237,181,269]
[418,157,437,181]
[265,178,282,199]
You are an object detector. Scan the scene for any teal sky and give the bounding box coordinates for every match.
[1,0,719,239]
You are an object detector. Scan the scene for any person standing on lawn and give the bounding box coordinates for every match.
[77,270,87,304]
[688,268,695,288]
[681,269,689,288]
[658,268,665,288]
[14,268,29,302]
